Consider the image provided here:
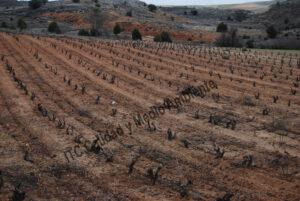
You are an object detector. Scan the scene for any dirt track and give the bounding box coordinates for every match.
[0,32,299,201]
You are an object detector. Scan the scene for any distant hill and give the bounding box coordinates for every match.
[207,1,276,13]
[259,0,300,28]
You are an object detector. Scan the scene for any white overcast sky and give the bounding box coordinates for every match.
[142,0,272,6]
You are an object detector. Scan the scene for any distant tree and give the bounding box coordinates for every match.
[1,22,8,28]
[126,10,132,17]
[246,40,254,48]
[216,22,228,32]
[154,34,162,42]
[171,16,175,21]
[17,19,27,30]
[113,23,122,35]
[154,32,172,43]
[72,0,80,3]
[216,28,241,47]
[191,10,198,16]
[132,28,142,40]
[28,0,42,9]
[160,32,172,42]
[148,4,157,12]
[48,21,61,34]
[89,8,107,36]
[42,0,48,5]
[78,29,90,36]
[267,25,278,38]
[227,16,233,21]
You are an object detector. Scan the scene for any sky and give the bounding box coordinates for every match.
[142,0,272,6]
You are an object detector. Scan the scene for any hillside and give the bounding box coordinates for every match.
[259,0,300,28]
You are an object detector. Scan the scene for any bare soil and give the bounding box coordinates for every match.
[0,32,299,201]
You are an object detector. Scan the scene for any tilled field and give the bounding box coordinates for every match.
[0,32,299,201]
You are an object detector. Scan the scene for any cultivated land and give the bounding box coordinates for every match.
[0,32,299,200]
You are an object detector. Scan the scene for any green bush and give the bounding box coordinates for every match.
[1,22,8,28]
[266,25,278,38]
[48,21,61,34]
[153,32,172,43]
[191,10,198,16]
[132,28,142,40]
[17,19,27,30]
[78,29,90,36]
[246,40,254,48]
[154,34,162,42]
[72,0,80,3]
[160,32,172,42]
[113,23,122,35]
[217,22,228,32]
[148,4,157,12]
[28,0,42,9]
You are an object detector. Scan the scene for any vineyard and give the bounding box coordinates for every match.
[0,32,299,200]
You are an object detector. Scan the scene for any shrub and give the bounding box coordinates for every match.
[132,28,142,40]
[78,29,90,36]
[160,32,172,42]
[17,19,27,30]
[154,34,162,42]
[72,0,80,3]
[1,22,8,28]
[113,23,121,35]
[48,21,61,34]
[126,10,132,17]
[191,10,198,16]
[148,4,157,12]
[246,40,254,48]
[28,0,42,9]
[217,22,228,32]
[154,32,172,43]
[267,25,278,38]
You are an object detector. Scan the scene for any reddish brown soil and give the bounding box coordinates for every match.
[41,11,90,27]
[112,21,216,42]
[0,33,299,201]
[41,11,215,42]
